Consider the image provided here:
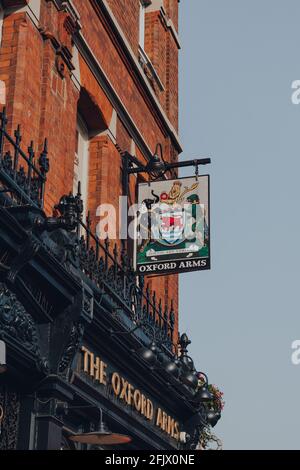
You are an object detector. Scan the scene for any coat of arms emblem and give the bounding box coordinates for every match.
[136,176,210,275]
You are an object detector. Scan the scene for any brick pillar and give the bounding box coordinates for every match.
[0,13,43,146]
[164,0,179,32]
[39,37,79,214]
[88,134,123,250]
[166,28,179,131]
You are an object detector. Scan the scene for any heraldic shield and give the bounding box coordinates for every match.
[136,176,210,276]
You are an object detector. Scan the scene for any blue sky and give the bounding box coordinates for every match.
[179,0,300,450]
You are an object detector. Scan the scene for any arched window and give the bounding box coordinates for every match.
[75,87,107,224]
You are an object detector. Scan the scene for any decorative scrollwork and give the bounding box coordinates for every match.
[0,404,4,427]
[198,427,223,450]
[58,321,85,374]
[0,110,49,208]
[0,283,45,370]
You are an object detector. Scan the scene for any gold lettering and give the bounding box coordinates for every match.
[93,356,100,381]
[81,346,92,374]
[162,412,168,432]
[111,372,121,396]
[89,352,96,378]
[120,378,129,402]
[173,421,180,441]
[134,389,142,412]
[127,383,133,405]
[147,399,154,421]
[141,394,147,417]
[99,360,107,385]
[80,348,179,441]
[167,416,175,437]
[156,408,163,428]
[91,358,107,385]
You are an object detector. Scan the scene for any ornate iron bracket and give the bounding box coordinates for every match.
[6,238,41,285]
[35,192,83,233]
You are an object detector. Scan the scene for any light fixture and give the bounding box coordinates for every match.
[164,357,181,379]
[146,143,166,177]
[65,406,132,446]
[181,369,199,389]
[178,334,200,390]
[109,322,168,371]
[194,372,214,403]
[180,354,194,370]
[0,341,7,374]
[195,386,214,403]
[183,408,221,443]
[179,360,198,388]
[69,423,131,446]
[139,340,158,366]
[123,148,211,199]
[206,410,221,428]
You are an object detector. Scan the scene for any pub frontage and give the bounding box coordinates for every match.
[0,0,223,450]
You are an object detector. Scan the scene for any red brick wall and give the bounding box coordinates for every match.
[145,10,167,109]
[0,13,42,150]
[39,40,79,214]
[144,2,179,131]
[164,0,179,32]
[116,118,132,154]
[79,55,113,128]
[0,4,80,214]
[106,0,140,55]
[89,136,122,241]
[166,31,179,131]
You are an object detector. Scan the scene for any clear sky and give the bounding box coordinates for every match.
[179,0,300,450]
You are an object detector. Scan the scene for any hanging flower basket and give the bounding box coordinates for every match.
[208,384,225,411]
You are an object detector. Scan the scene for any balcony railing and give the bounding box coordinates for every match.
[0,117,175,353]
[0,108,49,208]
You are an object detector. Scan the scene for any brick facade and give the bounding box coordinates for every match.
[106,0,140,55]
[0,0,181,341]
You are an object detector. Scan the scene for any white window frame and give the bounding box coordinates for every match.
[74,115,89,224]
[139,0,146,50]
[0,4,5,106]
[0,3,4,47]
[0,340,6,372]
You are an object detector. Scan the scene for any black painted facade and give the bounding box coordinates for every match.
[0,109,220,450]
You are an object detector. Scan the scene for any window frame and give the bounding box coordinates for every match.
[139,0,146,50]
[74,115,89,224]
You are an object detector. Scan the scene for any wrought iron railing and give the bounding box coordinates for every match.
[0,108,49,208]
[76,208,175,351]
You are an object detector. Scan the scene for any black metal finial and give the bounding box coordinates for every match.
[179,333,191,355]
[39,138,50,175]
[14,124,21,144]
[54,192,83,232]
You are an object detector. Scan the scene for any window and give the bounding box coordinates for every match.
[74,116,89,223]
[139,1,145,50]
[0,5,3,47]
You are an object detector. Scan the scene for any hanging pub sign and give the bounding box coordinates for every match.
[135,175,210,276]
